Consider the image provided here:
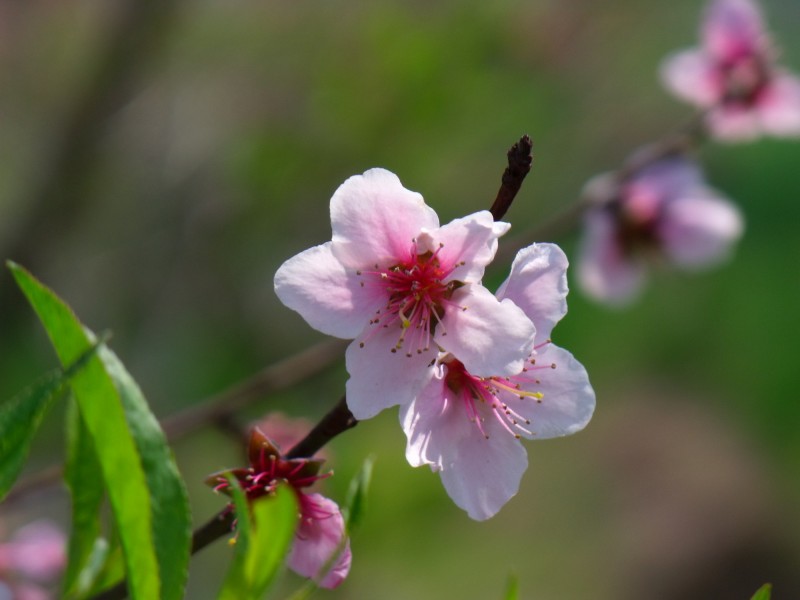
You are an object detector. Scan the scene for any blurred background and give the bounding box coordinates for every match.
[1,0,800,598]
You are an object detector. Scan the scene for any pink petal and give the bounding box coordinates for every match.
[501,344,595,440]
[495,243,569,342]
[330,168,439,269]
[577,210,646,306]
[274,242,385,339]
[0,521,65,582]
[436,284,535,378]
[758,73,800,137]
[660,49,720,106]
[345,326,437,420]
[288,494,351,589]
[660,191,744,268]
[419,211,509,283]
[706,104,762,141]
[702,0,768,60]
[399,374,528,521]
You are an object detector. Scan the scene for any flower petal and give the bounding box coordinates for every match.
[274,242,384,338]
[660,49,720,106]
[345,326,437,420]
[420,211,509,283]
[330,168,439,269]
[495,243,569,342]
[660,190,744,268]
[436,284,535,377]
[288,493,351,589]
[502,344,595,440]
[400,373,528,521]
[577,210,646,306]
[706,104,762,141]
[758,73,800,137]
[702,0,767,60]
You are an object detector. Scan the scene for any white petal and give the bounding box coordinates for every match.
[330,168,439,269]
[502,344,595,440]
[660,49,720,106]
[436,284,535,378]
[400,372,528,521]
[496,243,569,342]
[438,415,528,521]
[345,326,437,420]
[577,210,646,306]
[274,242,384,338]
[706,105,762,141]
[703,0,767,60]
[660,190,744,268]
[422,211,509,283]
[758,73,800,137]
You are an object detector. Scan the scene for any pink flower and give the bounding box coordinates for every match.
[577,157,744,305]
[208,428,350,589]
[0,520,66,600]
[274,168,535,420]
[661,0,800,141]
[401,244,595,520]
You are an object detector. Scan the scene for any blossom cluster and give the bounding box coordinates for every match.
[275,168,595,521]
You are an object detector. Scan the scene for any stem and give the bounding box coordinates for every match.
[489,135,534,221]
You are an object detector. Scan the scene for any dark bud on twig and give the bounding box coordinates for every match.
[489,135,533,222]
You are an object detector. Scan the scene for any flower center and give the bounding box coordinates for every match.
[442,348,555,440]
[357,241,463,357]
[718,53,770,107]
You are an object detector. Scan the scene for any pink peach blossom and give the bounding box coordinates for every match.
[401,244,595,520]
[661,0,800,140]
[577,157,743,305]
[274,168,535,420]
[208,428,350,588]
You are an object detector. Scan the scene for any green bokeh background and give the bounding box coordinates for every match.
[1,1,799,598]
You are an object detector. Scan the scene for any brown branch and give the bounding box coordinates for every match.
[489,135,533,221]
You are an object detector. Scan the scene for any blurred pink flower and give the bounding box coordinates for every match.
[0,521,66,600]
[577,157,743,305]
[401,244,595,520]
[661,0,800,140]
[274,168,535,421]
[208,428,350,588]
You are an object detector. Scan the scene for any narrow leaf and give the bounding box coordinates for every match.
[0,340,102,501]
[503,573,519,600]
[9,262,191,599]
[750,583,772,600]
[343,455,375,532]
[101,345,191,600]
[219,482,299,600]
[63,399,105,598]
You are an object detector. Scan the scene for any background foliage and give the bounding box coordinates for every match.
[1,1,799,598]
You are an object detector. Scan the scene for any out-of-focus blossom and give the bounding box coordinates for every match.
[207,428,350,588]
[661,0,800,141]
[274,168,534,421]
[401,244,595,520]
[577,157,744,305]
[0,521,66,600]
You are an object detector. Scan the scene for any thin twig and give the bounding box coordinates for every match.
[489,135,533,221]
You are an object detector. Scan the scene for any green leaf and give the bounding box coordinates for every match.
[101,344,192,600]
[219,481,299,600]
[0,340,102,501]
[750,583,772,600]
[9,261,191,600]
[343,455,375,533]
[503,573,519,600]
[63,399,105,598]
